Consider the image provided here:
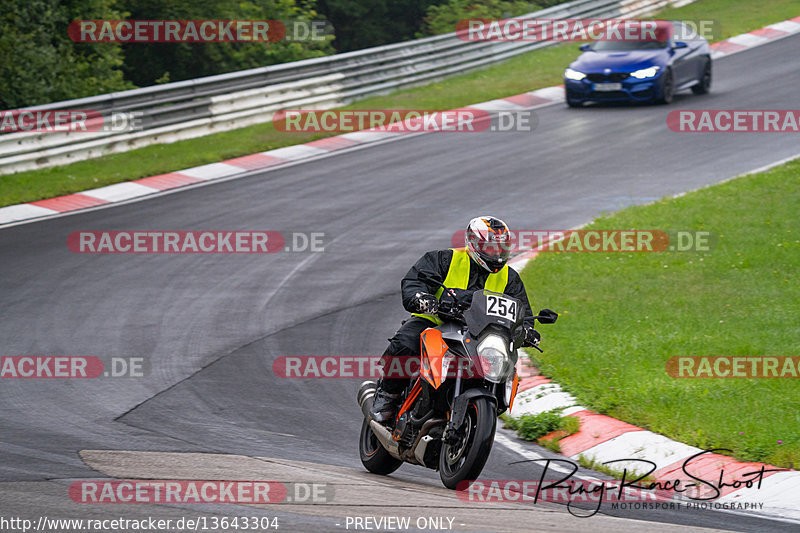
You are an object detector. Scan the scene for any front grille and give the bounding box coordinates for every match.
[589,91,628,99]
[630,87,654,99]
[586,72,630,83]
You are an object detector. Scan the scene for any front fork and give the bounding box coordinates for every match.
[444,367,510,444]
[443,364,462,445]
[444,366,502,445]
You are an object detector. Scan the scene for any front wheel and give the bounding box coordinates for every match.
[359,418,402,475]
[657,68,674,104]
[439,397,496,489]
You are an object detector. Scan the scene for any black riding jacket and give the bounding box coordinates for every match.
[400,249,536,327]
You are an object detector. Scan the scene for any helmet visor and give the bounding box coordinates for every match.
[468,232,511,270]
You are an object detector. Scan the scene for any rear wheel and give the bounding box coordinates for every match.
[439,397,496,489]
[359,418,402,475]
[692,59,712,95]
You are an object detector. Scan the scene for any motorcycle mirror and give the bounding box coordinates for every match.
[535,308,558,324]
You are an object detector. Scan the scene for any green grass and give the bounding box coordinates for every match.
[0,122,333,206]
[519,159,800,468]
[2,0,797,206]
[657,0,800,42]
[504,409,581,452]
[346,44,574,111]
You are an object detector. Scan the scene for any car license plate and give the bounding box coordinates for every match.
[593,83,622,91]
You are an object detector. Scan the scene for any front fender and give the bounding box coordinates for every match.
[448,388,497,431]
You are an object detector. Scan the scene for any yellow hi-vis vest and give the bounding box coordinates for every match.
[412,248,509,325]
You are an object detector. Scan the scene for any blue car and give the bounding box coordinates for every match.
[563,21,711,107]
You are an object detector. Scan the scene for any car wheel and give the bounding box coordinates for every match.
[657,68,674,104]
[691,59,712,95]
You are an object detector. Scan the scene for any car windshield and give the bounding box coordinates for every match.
[591,41,667,51]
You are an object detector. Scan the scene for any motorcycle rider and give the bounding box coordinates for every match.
[371,216,542,423]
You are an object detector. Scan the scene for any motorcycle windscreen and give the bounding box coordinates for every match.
[463,289,524,338]
[420,328,448,389]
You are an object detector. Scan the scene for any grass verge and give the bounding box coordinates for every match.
[503,409,581,453]
[519,158,800,468]
[2,0,797,206]
[577,455,656,484]
[657,0,800,42]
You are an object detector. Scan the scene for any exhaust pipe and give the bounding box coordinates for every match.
[369,420,402,460]
[358,381,402,460]
[358,381,376,419]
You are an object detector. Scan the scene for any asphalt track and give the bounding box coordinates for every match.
[1,33,799,532]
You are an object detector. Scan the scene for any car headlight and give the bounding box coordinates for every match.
[477,334,510,382]
[629,66,660,79]
[564,68,586,81]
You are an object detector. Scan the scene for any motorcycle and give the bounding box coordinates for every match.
[357,281,557,489]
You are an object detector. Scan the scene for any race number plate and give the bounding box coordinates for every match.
[593,83,622,91]
[486,294,517,321]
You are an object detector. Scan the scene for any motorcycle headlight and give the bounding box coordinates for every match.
[477,334,510,382]
[629,66,660,79]
[564,68,586,81]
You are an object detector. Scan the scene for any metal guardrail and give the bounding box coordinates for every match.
[0,0,694,174]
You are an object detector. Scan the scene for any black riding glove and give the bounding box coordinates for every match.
[411,292,439,314]
[522,323,541,348]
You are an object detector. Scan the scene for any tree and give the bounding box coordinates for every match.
[119,0,335,87]
[0,0,132,109]
[316,0,445,52]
